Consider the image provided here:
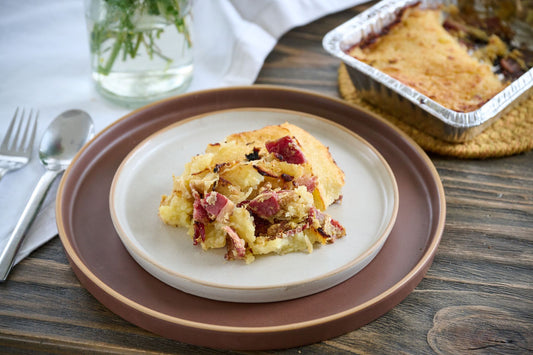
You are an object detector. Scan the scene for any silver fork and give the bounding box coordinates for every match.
[0,108,38,181]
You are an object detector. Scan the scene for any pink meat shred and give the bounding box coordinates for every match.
[200,192,234,222]
[309,207,345,243]
[265,136,306,164]
[293,175,317,192]
[247,191,280,218]
[193,221,205,245]
[193,199,209,224]
[223,226,247,260]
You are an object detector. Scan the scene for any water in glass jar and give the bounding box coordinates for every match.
[86,5,193,106]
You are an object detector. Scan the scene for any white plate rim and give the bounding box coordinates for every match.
[109,107,399,296]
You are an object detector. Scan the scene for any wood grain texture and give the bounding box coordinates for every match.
[1,3,532,354]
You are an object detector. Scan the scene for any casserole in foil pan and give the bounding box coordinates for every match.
[323,0,533,142]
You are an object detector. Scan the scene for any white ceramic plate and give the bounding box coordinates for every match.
[109,108,398,303]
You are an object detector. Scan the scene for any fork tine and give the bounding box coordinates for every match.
[0,107,38,181]
[17,108,30,151]
[0,107,19,150]
[22,110,38,154]
[12,108,25,150]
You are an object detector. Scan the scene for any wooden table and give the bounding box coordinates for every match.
[1,4,532,354]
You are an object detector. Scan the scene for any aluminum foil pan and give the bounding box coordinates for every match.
[323,0,533,142]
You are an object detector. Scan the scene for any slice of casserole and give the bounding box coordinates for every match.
[159,122,345,263]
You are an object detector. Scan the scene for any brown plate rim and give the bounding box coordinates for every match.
[56,85,446,349]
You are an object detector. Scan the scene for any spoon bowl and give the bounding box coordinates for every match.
[0,109,94,281]
[39,110,93,170]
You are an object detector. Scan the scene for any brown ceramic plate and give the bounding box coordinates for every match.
[56,86,445,350]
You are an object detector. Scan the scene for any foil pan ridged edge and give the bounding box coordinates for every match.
[323,0,533,142]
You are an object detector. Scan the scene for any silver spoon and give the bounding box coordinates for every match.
[0,110,94,281]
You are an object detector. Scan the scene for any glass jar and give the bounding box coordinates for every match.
[84,0,193,107]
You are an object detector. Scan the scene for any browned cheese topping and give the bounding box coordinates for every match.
[348,6,508,112]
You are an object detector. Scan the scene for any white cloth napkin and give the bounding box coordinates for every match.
[0,0,366,265]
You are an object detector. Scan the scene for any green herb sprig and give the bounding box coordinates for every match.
[89,0,192,76]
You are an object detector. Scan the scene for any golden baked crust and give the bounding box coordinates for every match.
[159,122,345,263]
[223,122,345,209]
[348,5,507,112]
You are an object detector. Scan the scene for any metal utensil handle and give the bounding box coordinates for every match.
[0,169,62,281]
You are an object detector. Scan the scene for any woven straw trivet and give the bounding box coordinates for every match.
[338,63,533,158]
